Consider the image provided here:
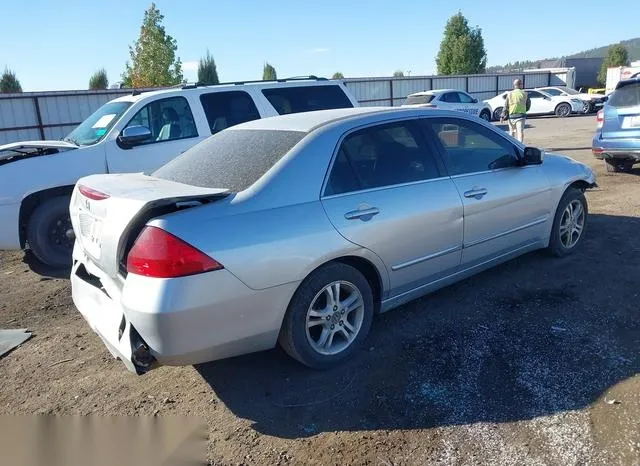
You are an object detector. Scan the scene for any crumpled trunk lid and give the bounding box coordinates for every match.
[70,173,228,279]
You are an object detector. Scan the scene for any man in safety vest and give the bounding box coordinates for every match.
[501,79,531,143]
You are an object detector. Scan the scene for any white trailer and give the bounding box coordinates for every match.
[605,66,640,94]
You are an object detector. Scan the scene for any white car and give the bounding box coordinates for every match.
[484,89,584,120]
[537,86,606,113]
[402,89,493,121]
[0,78,358,268]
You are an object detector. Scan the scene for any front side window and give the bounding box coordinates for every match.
[441,92,461,103]
[325,121,441,196]
[64,101,131,146]
[543,88,562,96]
[123,97,198,144]
[262,85,353,115]
[457,92,475,103]
[425,118,518,176]
[200,91,261,134]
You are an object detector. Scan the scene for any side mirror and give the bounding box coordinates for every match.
[119,125,152,146]
[472,98,478,103]
[523,147,543,165]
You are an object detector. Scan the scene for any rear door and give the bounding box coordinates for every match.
[439,92,461,112]
[602,81,640,140]
[424,117,552,267]
[321,119,463,297]
[105,96,205,173]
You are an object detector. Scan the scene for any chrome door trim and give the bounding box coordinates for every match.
[464,216,548,248]
[382,239,542,312]
[391,245,463,271]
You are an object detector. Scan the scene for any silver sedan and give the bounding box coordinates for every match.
[69,107,596,374]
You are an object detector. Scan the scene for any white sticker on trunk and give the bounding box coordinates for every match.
[92,114,117,129]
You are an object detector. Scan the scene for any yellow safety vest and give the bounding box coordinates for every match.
[507,89,527,115]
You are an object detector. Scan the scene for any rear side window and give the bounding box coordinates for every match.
[325,121,441,196]
[608,82,640,108]
[154,129,305,192]
[404,94,435,105]
[262,85,353,115]
[200,91,261,134]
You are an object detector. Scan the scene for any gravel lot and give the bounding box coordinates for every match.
[1,115,639,465]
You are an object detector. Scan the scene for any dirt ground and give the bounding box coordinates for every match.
[1,115,639,466]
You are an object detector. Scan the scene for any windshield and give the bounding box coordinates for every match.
[64,101,132,146]
[543,88,562,96]
[404,94,435,105]
[154,129,306,192]
[558,86,579,95]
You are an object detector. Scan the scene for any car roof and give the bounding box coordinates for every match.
[616,77,640,89]
[408,89,459,96]
[228,106,469,133]
[109,78,342,104]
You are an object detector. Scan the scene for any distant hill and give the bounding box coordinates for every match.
[568,37,640,60]
[488,37,640,72]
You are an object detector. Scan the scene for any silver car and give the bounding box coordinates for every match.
[70,107,596,374]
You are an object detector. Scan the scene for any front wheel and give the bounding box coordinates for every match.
[479,109,491,122]
[279,263,374,369]
[26,196,74,269]
[555,102,572,118]
[547,188,588,257]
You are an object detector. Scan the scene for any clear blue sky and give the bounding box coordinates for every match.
[2,0,638,91]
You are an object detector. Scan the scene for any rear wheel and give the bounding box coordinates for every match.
[479,109,491,121]
[547,188,588,257]
[493,107,504,121]
[605,158,634,174]
[279,262,374,369]
[555,102,572,117]
[26,196,74,269]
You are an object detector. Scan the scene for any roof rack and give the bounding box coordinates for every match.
[180,75,326,89]
[132,76,327,94]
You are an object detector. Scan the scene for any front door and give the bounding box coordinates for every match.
[105,96,205,173]
[526,90,549,115]
[424,117,552,267]
[321,120,463,298]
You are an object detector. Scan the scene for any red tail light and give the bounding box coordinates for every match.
[79,184,110,201]
[596,110,604,129]
[126,226,223,278]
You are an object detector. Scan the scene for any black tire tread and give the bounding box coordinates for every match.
[26,196,72,268]
[547,188,588,257]
[279,262,373,369]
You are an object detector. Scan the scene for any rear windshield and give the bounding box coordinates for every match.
[262,85,353,115]
[608,82,640,108]
[153,129,306,192]
[404,94,435,105]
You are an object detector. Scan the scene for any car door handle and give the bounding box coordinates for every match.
[344,207,380,220]
[463,188,488,199]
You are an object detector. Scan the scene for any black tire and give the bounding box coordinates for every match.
[479,109,491,122]
[582,101,593,114]
[547,188,588,257]
[279,262,374,369]
[493,107,504,121]
[604,158,634,174]
[555,102,572,118]
[26,196,74,269]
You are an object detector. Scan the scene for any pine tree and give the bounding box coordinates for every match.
[198,50,219,85]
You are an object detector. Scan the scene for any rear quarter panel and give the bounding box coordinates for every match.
[149,199,389,292]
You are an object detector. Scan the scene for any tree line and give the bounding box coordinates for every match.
[0,7,631,93]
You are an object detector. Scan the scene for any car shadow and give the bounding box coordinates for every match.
[22,251,70,279]
[494,123,534,132]
[195,213,640,439]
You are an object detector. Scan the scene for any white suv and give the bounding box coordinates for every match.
[0,77,358,268]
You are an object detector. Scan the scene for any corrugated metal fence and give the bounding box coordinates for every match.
[0,69,573,145]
